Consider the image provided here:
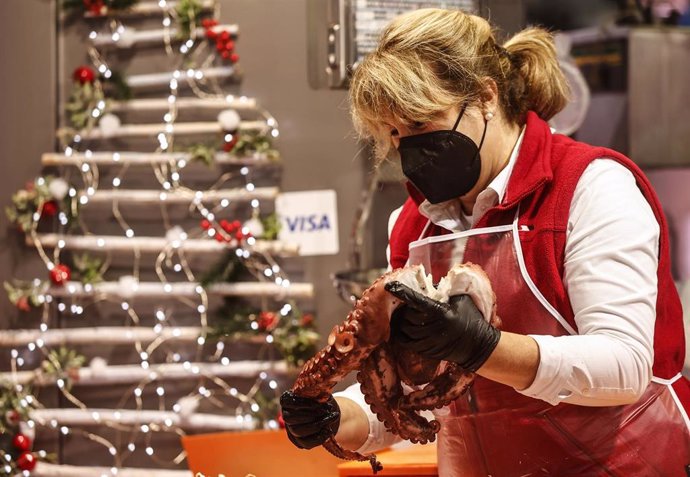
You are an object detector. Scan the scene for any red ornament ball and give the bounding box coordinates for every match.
[13,434,32,452]
[73,65,96,84]
[257,311,279,331]
[41,200,58,218]
[17,452,37,472]
[223,136,238,152]
[277,412,286,429]
[83,0,106,15]
[5,410,20,426]
[16,296,31,312]
[214,231,226,243]
[301,314,315,327]
[219,31,231,42]
[230,53,239,63]
[200,219,211,230]
[49,264,71,286]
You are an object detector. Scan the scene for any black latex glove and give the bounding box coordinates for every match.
[280,390,340,450]
[385,281,501,372]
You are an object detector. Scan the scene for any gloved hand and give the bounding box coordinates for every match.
[385,281,501,372]
[280,390,340,450]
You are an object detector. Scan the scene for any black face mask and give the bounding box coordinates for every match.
[398,106,487,204]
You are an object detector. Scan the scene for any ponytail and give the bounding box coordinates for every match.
[503,27,570,121]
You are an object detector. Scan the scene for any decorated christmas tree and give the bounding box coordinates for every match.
[1,1,318,475]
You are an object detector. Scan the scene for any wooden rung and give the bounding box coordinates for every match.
[91,24,238,48]
[42,150,276,167]
[28,234,300,257]
[79,120,267,140]
[84,186,277,204]
[82,0,215,18]
[34,463,190,477]
[0,326,203,347]
[126,66,234,89]
[8,360,290,386]
[0,327,271,348]
[46,281,313,300]
[29,407,258,431]
[109,95,257,112]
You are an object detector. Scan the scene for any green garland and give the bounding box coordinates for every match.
[65,80,105,130]
[5,176,79,232]
[72,253,105,285]
[272,311,320,367]
[260,213,281,241]
[179,133,281,169]
[232,132,280,160]
[175,0,205,39]
[211,304,319,367]
[4,280,45,312]
[185,143,217,167]
[41,347,86,390]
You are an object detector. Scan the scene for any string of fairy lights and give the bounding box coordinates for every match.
[3,1,304,474]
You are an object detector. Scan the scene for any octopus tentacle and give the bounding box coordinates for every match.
[359,344,439,444]
[322,438,383,473]
[401,362,475,411]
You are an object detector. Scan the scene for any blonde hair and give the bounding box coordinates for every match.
[350,8,569,160]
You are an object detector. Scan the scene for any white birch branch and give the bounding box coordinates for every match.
[83,186,277,204]
[34,463,191,477]
[30,408,256,431]
[0,326,203,347]
[45,281,312,299]
[108,95,257,112]
[81,120,266,140]
[6,360,290,386]
[127,66,234,89]
[92,24,238,48]
[42,150,274,167]
[29,234,299,256]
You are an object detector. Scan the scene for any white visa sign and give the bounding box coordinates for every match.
[275,190,339,256]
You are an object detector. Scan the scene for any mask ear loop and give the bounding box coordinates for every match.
[452,104,467,131]
[477,114,489,150]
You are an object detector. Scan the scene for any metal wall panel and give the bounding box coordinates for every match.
[629,28,690,168]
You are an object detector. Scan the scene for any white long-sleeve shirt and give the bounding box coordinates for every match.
[336,130,660,453]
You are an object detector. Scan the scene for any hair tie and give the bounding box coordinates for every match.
[494,43,518,66]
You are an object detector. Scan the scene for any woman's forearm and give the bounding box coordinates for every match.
[334,396,371,451]
[477,331,540,390]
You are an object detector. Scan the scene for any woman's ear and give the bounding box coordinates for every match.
[480,77,499,112]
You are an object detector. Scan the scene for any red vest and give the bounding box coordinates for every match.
[389,112,686,385]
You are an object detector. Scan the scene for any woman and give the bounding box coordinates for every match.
[281,8,690,476]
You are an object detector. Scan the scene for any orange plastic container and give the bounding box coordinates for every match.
[182,430,438,477]
[337,444,438,477]
[182,429,342,477]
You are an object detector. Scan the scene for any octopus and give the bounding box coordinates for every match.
[289,262,500,473]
